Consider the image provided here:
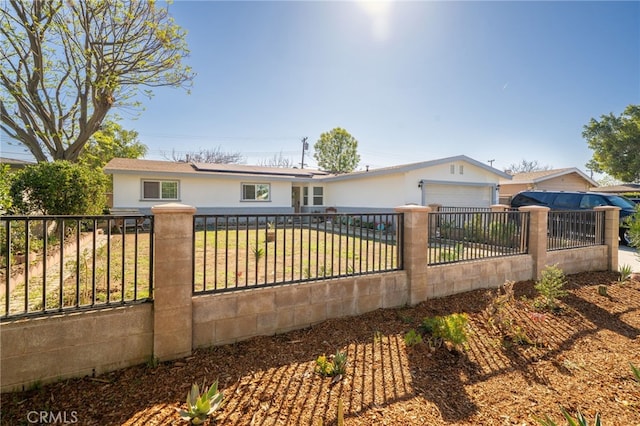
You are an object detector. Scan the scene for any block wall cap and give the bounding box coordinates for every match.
[151,203,197,214]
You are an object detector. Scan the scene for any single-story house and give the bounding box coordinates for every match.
[498,168,598,204]
[590,183,640,195]
[104,155,512,215]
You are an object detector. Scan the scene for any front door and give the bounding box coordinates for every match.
[291,187,301,213]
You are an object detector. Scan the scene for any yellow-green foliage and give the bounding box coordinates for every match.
[421,313,469,348]
[315,350,347,377]
[535,264,567,310]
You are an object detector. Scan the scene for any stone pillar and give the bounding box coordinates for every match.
[395,204,430,305]
[594,206,619,271]
[519,205,549,279]
[151,203,196,361]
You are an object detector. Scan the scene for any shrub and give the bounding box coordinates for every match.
[9,161,107,215]
[535,264,567,310]
[420,313,469,350]
[404,329,423,347]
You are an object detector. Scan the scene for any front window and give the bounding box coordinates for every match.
[313,187,324,206]
[242,183,270,201]
[303,187,309,206]
[142,180,179,200]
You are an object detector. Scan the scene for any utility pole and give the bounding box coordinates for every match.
[300,137,308,169]
[488,159,495,167]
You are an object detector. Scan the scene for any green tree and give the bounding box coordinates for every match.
[0,0,194,163]
[583,104,640,183]
[79,121,148,170]
[313,128,361,174]
[10,161,107,215]
[0,164,13,212]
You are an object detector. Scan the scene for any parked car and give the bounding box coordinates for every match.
[510,190,637,245]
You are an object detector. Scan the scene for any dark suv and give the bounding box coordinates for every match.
[510,190,637,245]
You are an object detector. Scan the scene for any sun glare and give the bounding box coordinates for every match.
[357,0,394,41]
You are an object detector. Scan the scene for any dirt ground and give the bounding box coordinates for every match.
[1,271,639,426]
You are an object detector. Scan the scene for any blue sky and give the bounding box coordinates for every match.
[3,1,639,173]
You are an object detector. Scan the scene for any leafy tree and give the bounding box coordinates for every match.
[313,127,360,174]
[0,0,194,163]
[0,164,13,212]
[505,159,551,174]
[9,161,107,215]
[163,147,244,164]
[79,121,148,170]
[583,104,640,183]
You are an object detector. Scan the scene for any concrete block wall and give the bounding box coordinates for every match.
[1,304,152,392]
[192,271,408,347]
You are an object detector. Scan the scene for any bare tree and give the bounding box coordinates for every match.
[259,152,294,168]
[505,159,552,174]
[162,147,244,164]
[0,0,194,162]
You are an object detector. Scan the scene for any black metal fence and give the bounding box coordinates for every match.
[547,210,605,251]
[1,215,153,320]
[428,210,530,265]
[193,212,403,294]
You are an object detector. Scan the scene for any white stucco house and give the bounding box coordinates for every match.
[104,155,511,215]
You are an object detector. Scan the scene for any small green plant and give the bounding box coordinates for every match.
[618,264,632,282]
[535,264,567,310]
[536,407,601,426]
[178,380,224,425]
[597,285,608,297]
[315,350,348,377]
[631,362,640,383]
[252,246,264,262]
[420,313,469,350]
[404,329,423,347]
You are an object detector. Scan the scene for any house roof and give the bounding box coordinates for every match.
[321,155,512,182]
[502,168,598,187]
[104,158,329,179]
[592,183,640,193]
[104,155,511,182]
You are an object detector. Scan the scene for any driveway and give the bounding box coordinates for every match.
[619,245,640,272]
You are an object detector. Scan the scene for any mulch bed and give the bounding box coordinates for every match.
[2,271,639,425]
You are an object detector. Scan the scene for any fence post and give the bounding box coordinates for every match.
[151,203,196,361]
[519,205,549,279]
[395,204,430,305]
[594,206,619,271]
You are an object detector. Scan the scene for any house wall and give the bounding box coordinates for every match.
[112,174,294,214]
[500,174,593,200]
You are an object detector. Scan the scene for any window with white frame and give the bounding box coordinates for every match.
[312,187,324,206]
[459,165,464,174]
[142,180,179,200]
[303,187,309,205]
[450,164,455,174]
[242,183,270,201]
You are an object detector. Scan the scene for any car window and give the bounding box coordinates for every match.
[580,194,606,209]
[553,193,581,209]
[512,192,553,206]
[604,195,637,209]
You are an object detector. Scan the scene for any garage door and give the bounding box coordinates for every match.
[423,183,492,207]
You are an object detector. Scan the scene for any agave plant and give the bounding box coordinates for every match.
[178,380,224,424]
[537,407,601,426]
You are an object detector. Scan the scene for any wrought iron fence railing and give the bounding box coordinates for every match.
[1,215,153,320]
[428,210,530,265]
[193,212,403,294]
[547,210,605,251]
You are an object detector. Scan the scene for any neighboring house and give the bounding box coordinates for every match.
[498,168,597,204]
[591,183,640,195]
[104,155,511,215]
[0,157,35,170]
